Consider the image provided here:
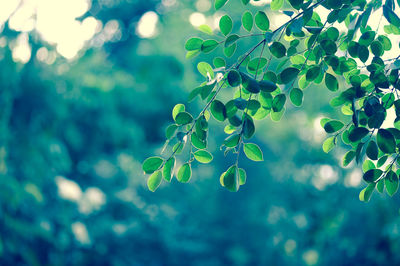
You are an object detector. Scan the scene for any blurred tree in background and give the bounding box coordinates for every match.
[0,0,400,265]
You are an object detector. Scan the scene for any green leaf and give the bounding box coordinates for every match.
[224,134,240,147]
[147,171,163,192]
[377,129,396,154]
[348,127,369,142]
[324,120,344,133]
[269,42,286,58]
[172,104,185,120]
[198,24,213,35]
[254,11,269,31]
[271,0,284,10]
[358,45,369,63]
[185,37,203,51]
[197,62,214,78]
[213,57,226,68]
[279,67,300,84]
[385,170,399,196]
[224,43,237,57]
[259,80,277,93]
[238,168,246,185]
[359,183,375,202]
[222,165,239,192]
[370,41,383,57]
[225,34,240,48]
[243,116,255,139]
[227,70,241,87]
[289,88,303,107]
[194,150,213,164]
[166,124,178,139]
[191,132,207,149]
[325,73,339,91]
[366,140,379,160]
[288,0,303,9]
[241,0,250,4]
[242,11,253,32]
[343,150,355,166]
[383,5,400,27]
[211,100,227,121]
[377,179,384,193]
[243,143,263,161]
[175,112,194,125]
[362,160,375,173]
[219,15,233,36]
[320,39,337,55]
[323,136,335,153]
[162,157,175,182]
[215,0,229,10]
[363,169,383,183]
[142,157,163,174]
[306,66,320,82]
[272,94,286,112]
[201,39,219,53]
[177,163,192,183]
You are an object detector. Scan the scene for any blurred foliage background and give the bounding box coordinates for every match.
[1,0,400,265]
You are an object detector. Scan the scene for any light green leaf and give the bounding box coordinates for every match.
[172,104,185,120]
[162,157,175,182]
[359,183,375,202]
[194,150,213,163]
[271,0,284,10]
[243,143,263,161]
[177,163,192,183]
[322,136,335,153]
[197,62,214,78]
[147,171,162,192]
[289,88,303,107]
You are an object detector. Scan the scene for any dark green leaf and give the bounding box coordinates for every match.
[324,120,344,133]
[383,5,400,27]
[363,169,383,182]
[366,140,379,160]
[243,116,255,139]
[279,67,300,84]
[348,127,369,142]
[211,100,227,121]
[227,70,241,87]
[269,42,286,58]
[259,80,277,92]
[325,73,339,91]
[377,129,396,154]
